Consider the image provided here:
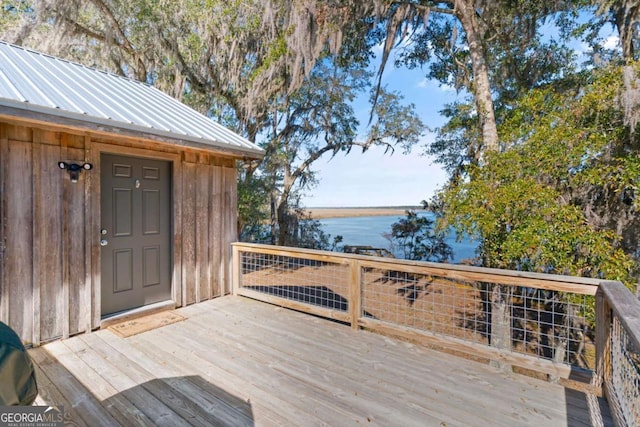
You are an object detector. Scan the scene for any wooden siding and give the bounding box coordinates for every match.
[0,121,238,345]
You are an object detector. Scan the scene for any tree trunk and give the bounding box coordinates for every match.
[455,0,499,153]
[275,169,297,246]
[269,193,278,245]
[489,284,512,372]
[610,2,638,60]
[276,199,290,246]
[456,0,507,369]
[548,338,567,383]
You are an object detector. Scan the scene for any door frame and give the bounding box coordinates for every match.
[90,142,182,328]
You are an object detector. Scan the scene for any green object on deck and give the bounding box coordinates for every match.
[0,321,38,405]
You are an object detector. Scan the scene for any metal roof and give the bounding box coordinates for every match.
[0,41,264,158]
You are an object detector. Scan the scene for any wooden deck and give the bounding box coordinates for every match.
[30,296,610,426]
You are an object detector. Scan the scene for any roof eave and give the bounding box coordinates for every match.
[0,101,265,160]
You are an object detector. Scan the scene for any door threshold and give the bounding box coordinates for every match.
[100,300,176,329]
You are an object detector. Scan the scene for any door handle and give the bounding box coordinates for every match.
[100,239,108,247]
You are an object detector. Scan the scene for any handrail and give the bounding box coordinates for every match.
[233,242,602,293]
[598,281,640,351]
[596,281,640,427]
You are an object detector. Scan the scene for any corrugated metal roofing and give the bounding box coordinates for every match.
[0,41,264,158]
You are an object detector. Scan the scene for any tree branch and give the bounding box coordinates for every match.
[87,0,147,80]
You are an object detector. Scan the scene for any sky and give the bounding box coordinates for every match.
[302,63,457,208]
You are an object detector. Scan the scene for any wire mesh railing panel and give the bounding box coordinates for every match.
[361,266,594,368]
[361,268,490,345]
[239,251,350,312]
[510,291,592,368]
[609,315,640,426]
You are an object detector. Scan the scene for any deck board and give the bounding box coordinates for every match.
[30,296,610,426]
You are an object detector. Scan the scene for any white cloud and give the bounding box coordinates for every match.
[576,32,620,59]
[602,35,620,50]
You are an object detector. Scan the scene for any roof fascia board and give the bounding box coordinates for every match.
[0,101,265,159]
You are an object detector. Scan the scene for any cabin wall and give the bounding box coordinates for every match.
[0,121,238,345]
[179,152,237,306]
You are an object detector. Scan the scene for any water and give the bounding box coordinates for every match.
[319,213,478,264]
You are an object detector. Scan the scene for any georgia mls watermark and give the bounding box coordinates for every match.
[0,406,64,427]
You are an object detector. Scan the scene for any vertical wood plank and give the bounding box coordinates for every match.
[84,137,94,334]
[228,166,238,296]
[0,124,7,325]
[182,162,197,305]
[172,158,183,307]
[33,141,63,342]
[211,166,222,298]
[195,163,211,302]
[31,139,39,347]
[90,148,102,329]
[5,140,34,343]
[206,163,215,300]
[229,164,238,242]
[222,167,236,296]
[67,147,87,336]
[60,139,71,339]
[61,140,70,338]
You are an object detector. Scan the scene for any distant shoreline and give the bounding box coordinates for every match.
[304,206,418,219]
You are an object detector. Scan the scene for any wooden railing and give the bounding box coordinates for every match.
[232,243,639,420]
[596,281,640,427]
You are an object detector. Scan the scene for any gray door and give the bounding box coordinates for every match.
[101,154,172,316]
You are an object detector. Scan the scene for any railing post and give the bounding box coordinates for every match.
[595,285,611,396]
[232,244,240,296]
[349,260,362,330]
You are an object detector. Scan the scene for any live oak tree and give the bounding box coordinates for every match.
[370,1,637,365]
[415,1,640,368]
[342,8,587,360]
[8,1,578,155]
[436,62,637,367]
[384,1,582,364]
